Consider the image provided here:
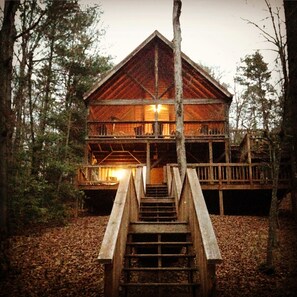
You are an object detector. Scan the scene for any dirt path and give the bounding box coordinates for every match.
[0,213,296,297]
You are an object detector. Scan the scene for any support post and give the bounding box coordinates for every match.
[247,132,253,185]
[219,190,224,216]
[146,142,151,184]
[104,264,115,297]
[209,142,214,184]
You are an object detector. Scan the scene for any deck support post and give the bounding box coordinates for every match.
[247,132,253,185]
[225,140,230,163]
[146,142,151,184]
[104,263,116,297]
[209,142,214,184]
[219,190,224,215]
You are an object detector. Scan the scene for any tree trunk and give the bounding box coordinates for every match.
[0,0,20,237]
[284,0,297,219]
[31,24,56,176]
[265,140,280,271]
[173,0,186,181]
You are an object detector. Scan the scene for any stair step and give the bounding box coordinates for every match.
[140,205,175,209]
[123,267,197,271]
[121,282,199,287]
[126,241,192,246]
[125,253,195,258]
[129,222,189,234]
[139,216,177,221]
[141,198,174,203]
[140,210,176,214]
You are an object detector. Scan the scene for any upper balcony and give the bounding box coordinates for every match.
[87,120,227,141]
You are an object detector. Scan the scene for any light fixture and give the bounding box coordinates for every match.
[113,168,126,181]
[152,104,162,113]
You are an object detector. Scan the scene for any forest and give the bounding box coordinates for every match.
[0,0,113,232]
[0,0,297,296]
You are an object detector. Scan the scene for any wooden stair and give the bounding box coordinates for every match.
[120,185,200,297]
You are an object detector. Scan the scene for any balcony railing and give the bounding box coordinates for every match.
[77,163,291,189]
[192,162,291,186]
[77,165,141,186]
[87,121,226,139]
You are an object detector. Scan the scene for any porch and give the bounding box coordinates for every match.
[87,120,226,139]
[77,162,291,191]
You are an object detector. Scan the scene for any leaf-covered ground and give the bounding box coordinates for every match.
[0,212,296,297]
[212,214,297,297]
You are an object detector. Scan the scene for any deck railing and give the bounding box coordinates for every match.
[77,165,141,186]
[87,120,226,139]
[77,162,291,189]
[192,162,291,186]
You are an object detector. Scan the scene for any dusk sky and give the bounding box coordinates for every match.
[1,0,285,89]
[88,0,284,89]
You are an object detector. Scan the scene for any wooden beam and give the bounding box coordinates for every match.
[125,71,155,99]
[89,98,225,106]
[154,42,159,99]
[146,142,151,184]
[219,190,224,215]
[209,142,214,184]
[158,83,174,99]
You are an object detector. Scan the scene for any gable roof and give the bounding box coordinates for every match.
[84,30,232,103]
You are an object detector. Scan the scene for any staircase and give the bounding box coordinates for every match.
[120,184,200,297]
[139,184,177,222]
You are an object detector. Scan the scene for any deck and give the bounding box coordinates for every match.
[77,163,291,191]
[87,120,226,140]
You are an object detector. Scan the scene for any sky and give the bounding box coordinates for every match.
[1,0,285,89]
[83,0,285,89]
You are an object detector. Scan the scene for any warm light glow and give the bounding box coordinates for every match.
[113,169,126,181]
[152,104,162,113]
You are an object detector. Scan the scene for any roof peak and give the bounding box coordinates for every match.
[84,30,232,101]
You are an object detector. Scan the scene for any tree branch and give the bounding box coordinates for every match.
[15,9,47,40]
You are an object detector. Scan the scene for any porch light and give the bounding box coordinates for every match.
[152,104,162,113]
[113,168,126,181]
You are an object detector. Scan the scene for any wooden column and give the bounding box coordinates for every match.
[154,43,159,138]
[146,142,151,184]
[225,141,230,163]
[154,42,159,99]
[104,264,114,297]
[209,142,214,184]
[219,190,224,215]
[247,132,253,185]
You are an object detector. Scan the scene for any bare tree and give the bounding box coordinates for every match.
[242,0,287,273]
[284,0,297,219]
[173,0,186,181]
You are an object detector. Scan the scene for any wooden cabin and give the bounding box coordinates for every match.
[77,30,291,215]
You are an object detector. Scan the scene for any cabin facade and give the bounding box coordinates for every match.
[77,31,291,215]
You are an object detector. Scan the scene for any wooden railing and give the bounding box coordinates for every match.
[134,166,146,205]
[191,163,291,186]
[98,169,140,297]
[170,167,222,297]
[87,120,226,139]
[229,129,265,145]
[77,165,141,186]
[77,162,291,189]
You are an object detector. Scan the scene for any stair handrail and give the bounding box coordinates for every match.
[98,169,139,297]
[174,167,222,297]
[169,166,183,212]
[134,166,145,206]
